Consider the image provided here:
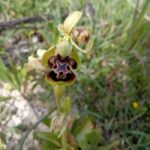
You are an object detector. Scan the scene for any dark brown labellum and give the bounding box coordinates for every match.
[47,54,77,82]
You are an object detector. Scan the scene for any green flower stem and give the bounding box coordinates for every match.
[55,97,61,112]
[54,85,65,112]
[62,128,68,149]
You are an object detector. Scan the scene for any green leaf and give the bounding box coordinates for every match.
[0,59,9,81]
[41,141,58,150]
[0,95,11,101]
[10,63,22,90]
[35,132,61,148]
[98,140,120,150]
[100,66,111,75]
[71,116,93,148]
[86,129,102,145]
[0,58,23,90]
[42,117,51,127]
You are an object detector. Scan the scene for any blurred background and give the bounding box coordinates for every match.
[0,0,150,149]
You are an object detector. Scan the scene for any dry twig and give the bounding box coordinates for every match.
[0,15,53,31]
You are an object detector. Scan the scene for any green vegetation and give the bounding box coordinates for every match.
[0,0,150,149]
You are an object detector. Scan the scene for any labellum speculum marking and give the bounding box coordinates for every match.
[47,54,77,82]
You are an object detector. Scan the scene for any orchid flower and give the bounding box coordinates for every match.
[27,11,90,86]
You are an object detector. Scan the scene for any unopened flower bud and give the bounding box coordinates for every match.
[27,56,46,71]
[56,40,72,57]
[73,27,90,44]
[50,113,65,133]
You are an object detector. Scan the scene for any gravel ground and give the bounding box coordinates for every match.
[0,83,49,150]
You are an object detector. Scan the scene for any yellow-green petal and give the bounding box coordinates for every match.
[41,47,56,66]
[70,49,80,69]
[63,11,82,35]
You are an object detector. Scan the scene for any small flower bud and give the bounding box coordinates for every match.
[73,27,90,44]
[27,56,46,71]
[50,113,65,133]
[56,40,72,57]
